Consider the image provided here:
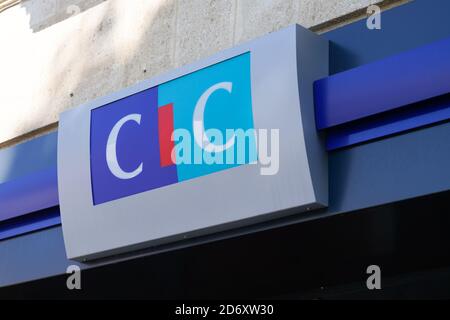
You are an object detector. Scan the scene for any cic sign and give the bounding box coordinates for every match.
[58,25,329,261]
[90,53,256,205]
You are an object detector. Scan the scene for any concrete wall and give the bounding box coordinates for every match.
[0,0,397,147]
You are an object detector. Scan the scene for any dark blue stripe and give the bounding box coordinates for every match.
[314,35,450,130]
[0,167,58,222]
[0,207,61,241]
[327,94,450,150]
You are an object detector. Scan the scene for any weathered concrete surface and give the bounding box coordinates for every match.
[0,0,387,146]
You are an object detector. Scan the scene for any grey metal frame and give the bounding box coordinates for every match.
[58,25,329,261]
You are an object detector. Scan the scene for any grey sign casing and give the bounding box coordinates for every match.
[58,24,329,261]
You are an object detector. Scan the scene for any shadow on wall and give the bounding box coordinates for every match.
[21,0,106,33]
[0,0,175,184]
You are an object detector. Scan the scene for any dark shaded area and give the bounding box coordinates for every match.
[0,206,60,241]
[1,190,449,299]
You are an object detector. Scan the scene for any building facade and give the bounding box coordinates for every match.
[1,0,450,299]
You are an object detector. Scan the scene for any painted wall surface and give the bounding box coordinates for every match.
[0,0,384,146]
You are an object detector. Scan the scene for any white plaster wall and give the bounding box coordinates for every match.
[0,0,384,145]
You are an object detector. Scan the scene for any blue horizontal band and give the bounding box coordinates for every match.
[326,94,450,150]
[314,36,450,130]
[0,167,58,222]
[0,207,61,241]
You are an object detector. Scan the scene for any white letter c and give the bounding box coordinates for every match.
[193,82,236,153]
[106,114,143,180]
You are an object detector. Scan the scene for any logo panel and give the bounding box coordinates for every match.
[90,53,254,205]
